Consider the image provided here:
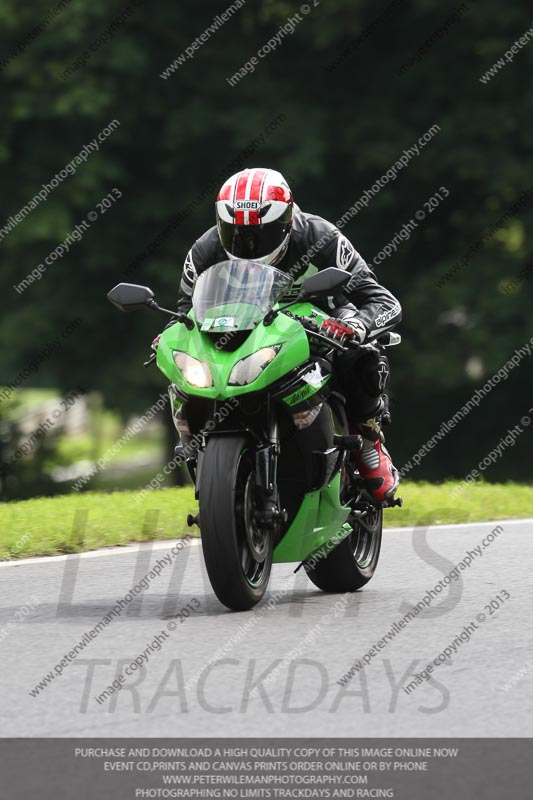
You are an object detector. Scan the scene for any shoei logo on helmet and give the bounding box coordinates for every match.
[235,200,261,210]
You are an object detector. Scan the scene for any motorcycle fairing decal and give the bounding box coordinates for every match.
[302,362,327,388]
[201,316,236,331]
[282,374,330,407]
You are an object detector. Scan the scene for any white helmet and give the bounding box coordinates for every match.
[216,167,294,266]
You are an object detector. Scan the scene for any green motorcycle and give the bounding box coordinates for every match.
[108,260,401,611]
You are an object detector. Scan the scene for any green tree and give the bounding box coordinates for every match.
[1,0,531,490]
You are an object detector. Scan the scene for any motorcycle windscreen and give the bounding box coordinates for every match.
[192,260,293,333]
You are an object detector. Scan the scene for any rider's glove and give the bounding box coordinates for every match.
[321,315,366,344]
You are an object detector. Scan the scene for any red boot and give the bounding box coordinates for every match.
[352,422,399,503]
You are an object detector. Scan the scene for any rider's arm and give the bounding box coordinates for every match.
[177,248,198,314]
[307,216,402,338]
[177,227,220,313]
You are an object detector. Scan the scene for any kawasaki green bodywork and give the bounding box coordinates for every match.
[272,473,352,564]
[157,301,326,400]
[156,301,352,564]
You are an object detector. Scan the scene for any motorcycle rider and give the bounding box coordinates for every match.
[176,167,401,502]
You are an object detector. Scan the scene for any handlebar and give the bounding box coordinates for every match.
[144,311,399,367]
[290,314,360,352]
[288,312,400,351]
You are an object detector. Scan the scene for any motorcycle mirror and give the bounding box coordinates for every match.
[107,283,156,312]
[300,267,351,297]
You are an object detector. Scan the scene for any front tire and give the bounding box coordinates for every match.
[199,435,273,611]
[304,507,382,593]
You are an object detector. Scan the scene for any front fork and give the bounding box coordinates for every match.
[254,410,287,529]
[175,388,287,528]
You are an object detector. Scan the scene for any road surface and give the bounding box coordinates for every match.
[1,519,531,736]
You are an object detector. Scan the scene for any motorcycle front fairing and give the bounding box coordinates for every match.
[156,307,311,399]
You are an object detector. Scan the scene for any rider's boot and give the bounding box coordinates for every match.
[351,417,399,503]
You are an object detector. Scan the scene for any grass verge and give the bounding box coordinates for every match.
[0,488,196,559]
[1,481,531,560]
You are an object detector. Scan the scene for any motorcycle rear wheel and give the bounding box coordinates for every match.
[199,435,273,611]
[304,505,383,593]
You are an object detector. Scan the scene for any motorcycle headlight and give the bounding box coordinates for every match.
[173,351,213,388]
[229,346,281,386]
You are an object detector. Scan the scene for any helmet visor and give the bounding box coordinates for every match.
[218,219,291,261]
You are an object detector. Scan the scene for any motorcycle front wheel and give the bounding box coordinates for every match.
[199,434,273,611]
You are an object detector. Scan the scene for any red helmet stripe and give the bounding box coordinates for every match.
[249,168,267,201]
[266,184,292,202]
[234,170,250,225]
[247,168,267,225]
[235,170,250,201]
[217,183,232,201]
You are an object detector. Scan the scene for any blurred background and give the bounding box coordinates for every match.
[1,0,531,501]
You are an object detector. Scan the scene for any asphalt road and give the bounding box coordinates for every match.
[1,519,531,737]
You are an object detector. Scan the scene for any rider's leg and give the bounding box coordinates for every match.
[334,347,399,502]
